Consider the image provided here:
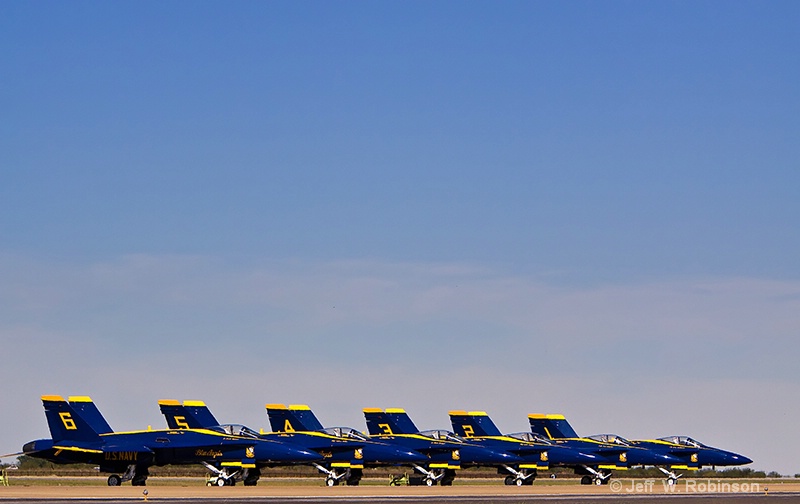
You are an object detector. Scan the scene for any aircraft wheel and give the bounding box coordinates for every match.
[595,478,604,485]
[325,477,337,487]
[216,478,227,487]
[504,476,514,485]
[516,478,524,487]
[580,475,592,485]
[668,478,677,486]
[425,478,434,487]
[107,475,122,486]
[206,481,213,487]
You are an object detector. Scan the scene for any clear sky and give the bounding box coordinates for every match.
[1,1,798,475]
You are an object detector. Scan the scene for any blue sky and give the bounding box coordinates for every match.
[1,1,798,475]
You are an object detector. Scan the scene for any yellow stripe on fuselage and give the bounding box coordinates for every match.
[638,439,682,446]
[101,428,246,438]
[468,435,539,445]
[52,445,103,454]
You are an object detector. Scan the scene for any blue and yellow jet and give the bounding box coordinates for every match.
[16,396,321,486]
[448,410,602,486]
[159,399,421,486]
[363,408,524,486]
[264,404,428,486]
[529,414,687,485]
[622,436,752,485]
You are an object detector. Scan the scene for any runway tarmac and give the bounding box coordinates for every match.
[1,480,799,503]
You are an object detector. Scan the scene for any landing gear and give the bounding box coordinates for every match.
[440,469,456,486]
[657,466,682,486]
[107,465,147,486]
[131,467,149,486]
[412,465,449,486]
[346,468,363,486]
[315,464,348,486]
[578,467,610,485]
[500,466,535,486]
[242,468,260,486]
[503,474,529,486]
[202,462,239,487]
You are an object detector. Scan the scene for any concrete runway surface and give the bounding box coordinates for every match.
[1,481,799,503]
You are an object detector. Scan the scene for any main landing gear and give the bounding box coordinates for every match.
[500,466,536,486]
[106,465,149,486]
[202,462,255,486]
[657,467,682,486]
[579,468,611,485]
[409,466,456,486]
[316,465,362,486]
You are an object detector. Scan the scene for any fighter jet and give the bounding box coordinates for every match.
[363,408,524,486]
[265,403,428,486]
[529,413,686,485]
[449,410,602,486]
[15,396,321,486]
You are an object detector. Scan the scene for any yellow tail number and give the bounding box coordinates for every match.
[59,412,77,430]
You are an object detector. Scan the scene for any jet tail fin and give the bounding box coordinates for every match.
[68,396,113,434]
[159,399,193,429]
[181,400,220,427]
[158,399,220,429]
[528,414,579,439]
[266,404,324,432]
[363,408,419,435]
[448,410,503,438]
[42,395,101,442]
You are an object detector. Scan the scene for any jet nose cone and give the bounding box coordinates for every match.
[727,453,753,465]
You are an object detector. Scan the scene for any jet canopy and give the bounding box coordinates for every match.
[321,427,369,441]
[418,430,467,443]
[507,432,554,444]
[214,424,261,439]
[587,434,634,446]
[658,436,705,448]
